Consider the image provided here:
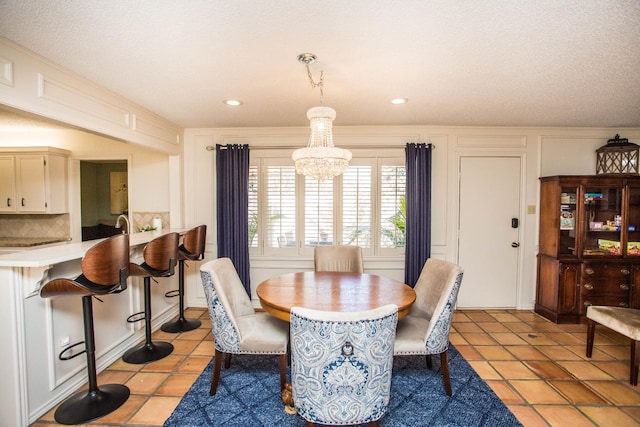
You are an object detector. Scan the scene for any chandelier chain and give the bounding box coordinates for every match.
[304,63,324,104]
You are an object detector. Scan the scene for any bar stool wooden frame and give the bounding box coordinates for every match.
[161,225,207,333]
[40,234,130,425]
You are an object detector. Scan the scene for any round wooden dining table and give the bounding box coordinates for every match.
[257,271,415,413]
[256,271,416,321]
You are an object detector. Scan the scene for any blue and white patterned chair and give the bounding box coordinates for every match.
[394,258,464,396]
[200,258,289,395]
[290,304,398,427]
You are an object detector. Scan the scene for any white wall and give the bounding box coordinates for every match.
[0,129,171,212]
[3,35,640,313]
[0,37,182,155]
[182,126,640,311]
[0,128,173,240]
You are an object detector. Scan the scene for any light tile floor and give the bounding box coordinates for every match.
[32,308,640,426]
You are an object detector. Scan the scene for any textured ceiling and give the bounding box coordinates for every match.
[1,0,639,129]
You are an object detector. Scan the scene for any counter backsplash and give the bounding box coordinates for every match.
[0,213,70,239]
[0,212,170,246]
[132,211,170,232]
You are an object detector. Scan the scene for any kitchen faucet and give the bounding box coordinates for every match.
[115,214,131,235]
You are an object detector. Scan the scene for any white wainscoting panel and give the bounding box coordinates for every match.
[37,73,131,128]
[0,56,13,86]
[457,135,526,148]
[132,114,180,146]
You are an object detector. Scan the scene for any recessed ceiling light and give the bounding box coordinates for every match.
[390,98,408,105]
[224,99,242,106]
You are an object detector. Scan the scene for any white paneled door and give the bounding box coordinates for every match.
[457,156,521,308]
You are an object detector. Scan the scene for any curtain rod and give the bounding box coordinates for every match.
[205,143,434,151]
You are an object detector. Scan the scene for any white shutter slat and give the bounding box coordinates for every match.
[305,177,333,246]
[267,166,296,248]
[248,165,259,247]
[380,166,406,248]
[342,166,371,246]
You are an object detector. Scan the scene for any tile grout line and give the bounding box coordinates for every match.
[32,309,640,426]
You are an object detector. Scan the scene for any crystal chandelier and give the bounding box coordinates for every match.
[292,53,351,182]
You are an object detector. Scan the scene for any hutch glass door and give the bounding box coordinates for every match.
[559,186,578,255]
[582,185,623,256]
[626,186,640,256]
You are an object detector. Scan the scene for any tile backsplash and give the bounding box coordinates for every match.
[0,212,171,240]
[0,214,71,239]
[132,212,170,231]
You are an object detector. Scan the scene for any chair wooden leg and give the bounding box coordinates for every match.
[305,422,316,427]
[425,354,432,369]
[279,354,287,390]
[631,339,639,386]
[210,350,224,395]
[369,421,380,427]
[586,319,596,358]
[440,350,452,396]
[225,352,232,369]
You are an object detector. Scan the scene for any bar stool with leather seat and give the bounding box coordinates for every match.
[123,232,179,364]
[39,233,130,425]
[161,224,207,333]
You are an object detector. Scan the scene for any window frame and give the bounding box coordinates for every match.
[249,148,405,258]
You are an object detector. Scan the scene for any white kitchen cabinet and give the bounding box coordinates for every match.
[0,156,16,212]
[16,155,47,212]
[0,147,70,214]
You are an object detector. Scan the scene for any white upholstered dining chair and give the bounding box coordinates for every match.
[290,304,398,427]
[314,245,364,273]
[394,258,464,396]
[199,257,289,395]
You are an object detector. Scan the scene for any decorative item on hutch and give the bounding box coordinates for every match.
[596,134,639,175]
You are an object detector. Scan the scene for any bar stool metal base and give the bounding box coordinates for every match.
[161,316,201,333]
[123,341,174,364]
[161,257,202,333]
[54,384,130,425]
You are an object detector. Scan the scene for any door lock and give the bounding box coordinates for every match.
[511,242,520,248]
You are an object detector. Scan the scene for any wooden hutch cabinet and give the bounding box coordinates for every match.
[536,175,640,323]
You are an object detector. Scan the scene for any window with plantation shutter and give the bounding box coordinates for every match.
[380,165,406,248]
[249,149,405,257]
[342,166,371,247]
[304,176,334,247]
[266,165,296,248]
[248,166,258,247]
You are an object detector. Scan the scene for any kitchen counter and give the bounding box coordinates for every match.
[0,227,194,426]
[0,228,189,267]
[0,237,71,247]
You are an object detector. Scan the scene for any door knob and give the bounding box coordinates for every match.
[511,242,520,248]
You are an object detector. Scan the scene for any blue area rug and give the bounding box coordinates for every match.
[164,345,522,426]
